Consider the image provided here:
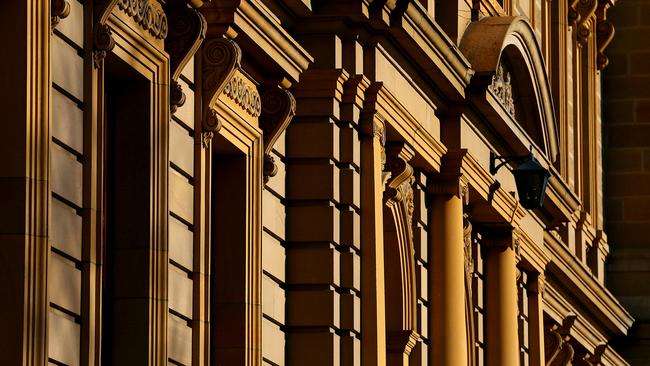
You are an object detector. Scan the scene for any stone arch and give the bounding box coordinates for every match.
[460,16,559,162]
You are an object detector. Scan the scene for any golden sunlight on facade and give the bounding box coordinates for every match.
[0,0,645,365]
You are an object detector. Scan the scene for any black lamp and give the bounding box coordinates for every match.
[490,151,551,209]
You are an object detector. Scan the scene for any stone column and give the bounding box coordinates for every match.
[360,111,387,366]
[428,176,468,366]
[485,232,520,366]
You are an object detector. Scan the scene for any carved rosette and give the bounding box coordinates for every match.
[260,86,296,182]
[165,0,207,112]
[51,0,70,28]
[488,64,516,117]
[117,0,168,39]
[201,37,241,147]
[92,0,119,68]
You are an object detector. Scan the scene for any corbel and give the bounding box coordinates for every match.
[568,0,581,25]
[595,0,615,70]
[259,83,296,182]
[575,0,598,46]
[200,36,242,147]
[165,0,208,112]
[545,315,577,366]
[383,142,415,205]
[51,0,71,28]
[93,0,119,68]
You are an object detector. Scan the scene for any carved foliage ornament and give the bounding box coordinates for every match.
[118,0,168,39]
[165,0,207,112]
[201,37,241,147]
[260,86,296,182]
[489,64,516,117]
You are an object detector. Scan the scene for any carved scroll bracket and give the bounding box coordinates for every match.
[545,315,577,366]
[596,1,615,70]
[575,0,598,45]
[260,85,296,183]
[166,0,207,112]
[201,37,241,148]
[93,0,119,68]
[52,0,71,28]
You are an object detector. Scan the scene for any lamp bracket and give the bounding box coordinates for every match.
[489,151,532,175]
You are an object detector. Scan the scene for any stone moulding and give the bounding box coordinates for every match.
[223,75,262,118]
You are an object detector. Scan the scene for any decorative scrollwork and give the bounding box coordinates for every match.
[260,86,296,182]
[51,0,70,28]
[165,0,206,112]
[117,0,168,39]
[223,76,262,117]
[488,64,516,117]
[201,37,241,148]
[93,23,116,68]
[202,108,221,148]
[165,0,207,81]
[596,1,615,70]
[92,0,118,68]
[170,81,186,114]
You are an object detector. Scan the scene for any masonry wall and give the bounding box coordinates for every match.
[604,0,650,362]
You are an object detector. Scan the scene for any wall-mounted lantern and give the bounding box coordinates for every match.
[489,151,551,209]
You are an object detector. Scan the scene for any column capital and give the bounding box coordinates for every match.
[426,149,469,201]
[480,225,516,250]
[527,273,546,297]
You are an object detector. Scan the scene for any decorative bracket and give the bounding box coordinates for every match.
[51,0,70,28]
[165,0,207,112]
[201,37,241,147]
[596,0,615,70]
[260,85,296,182]
[92,0,119,68]
[575,0,598,46]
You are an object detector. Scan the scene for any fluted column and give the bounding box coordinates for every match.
[428,172,468,366]
[485,232,520,366]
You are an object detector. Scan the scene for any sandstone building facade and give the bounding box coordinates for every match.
[0,0,636,365]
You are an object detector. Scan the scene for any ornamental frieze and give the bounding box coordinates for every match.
[223,75,262,118]
[118,0,168,39]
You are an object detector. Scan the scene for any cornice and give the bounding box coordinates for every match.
[544,231,634,337]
